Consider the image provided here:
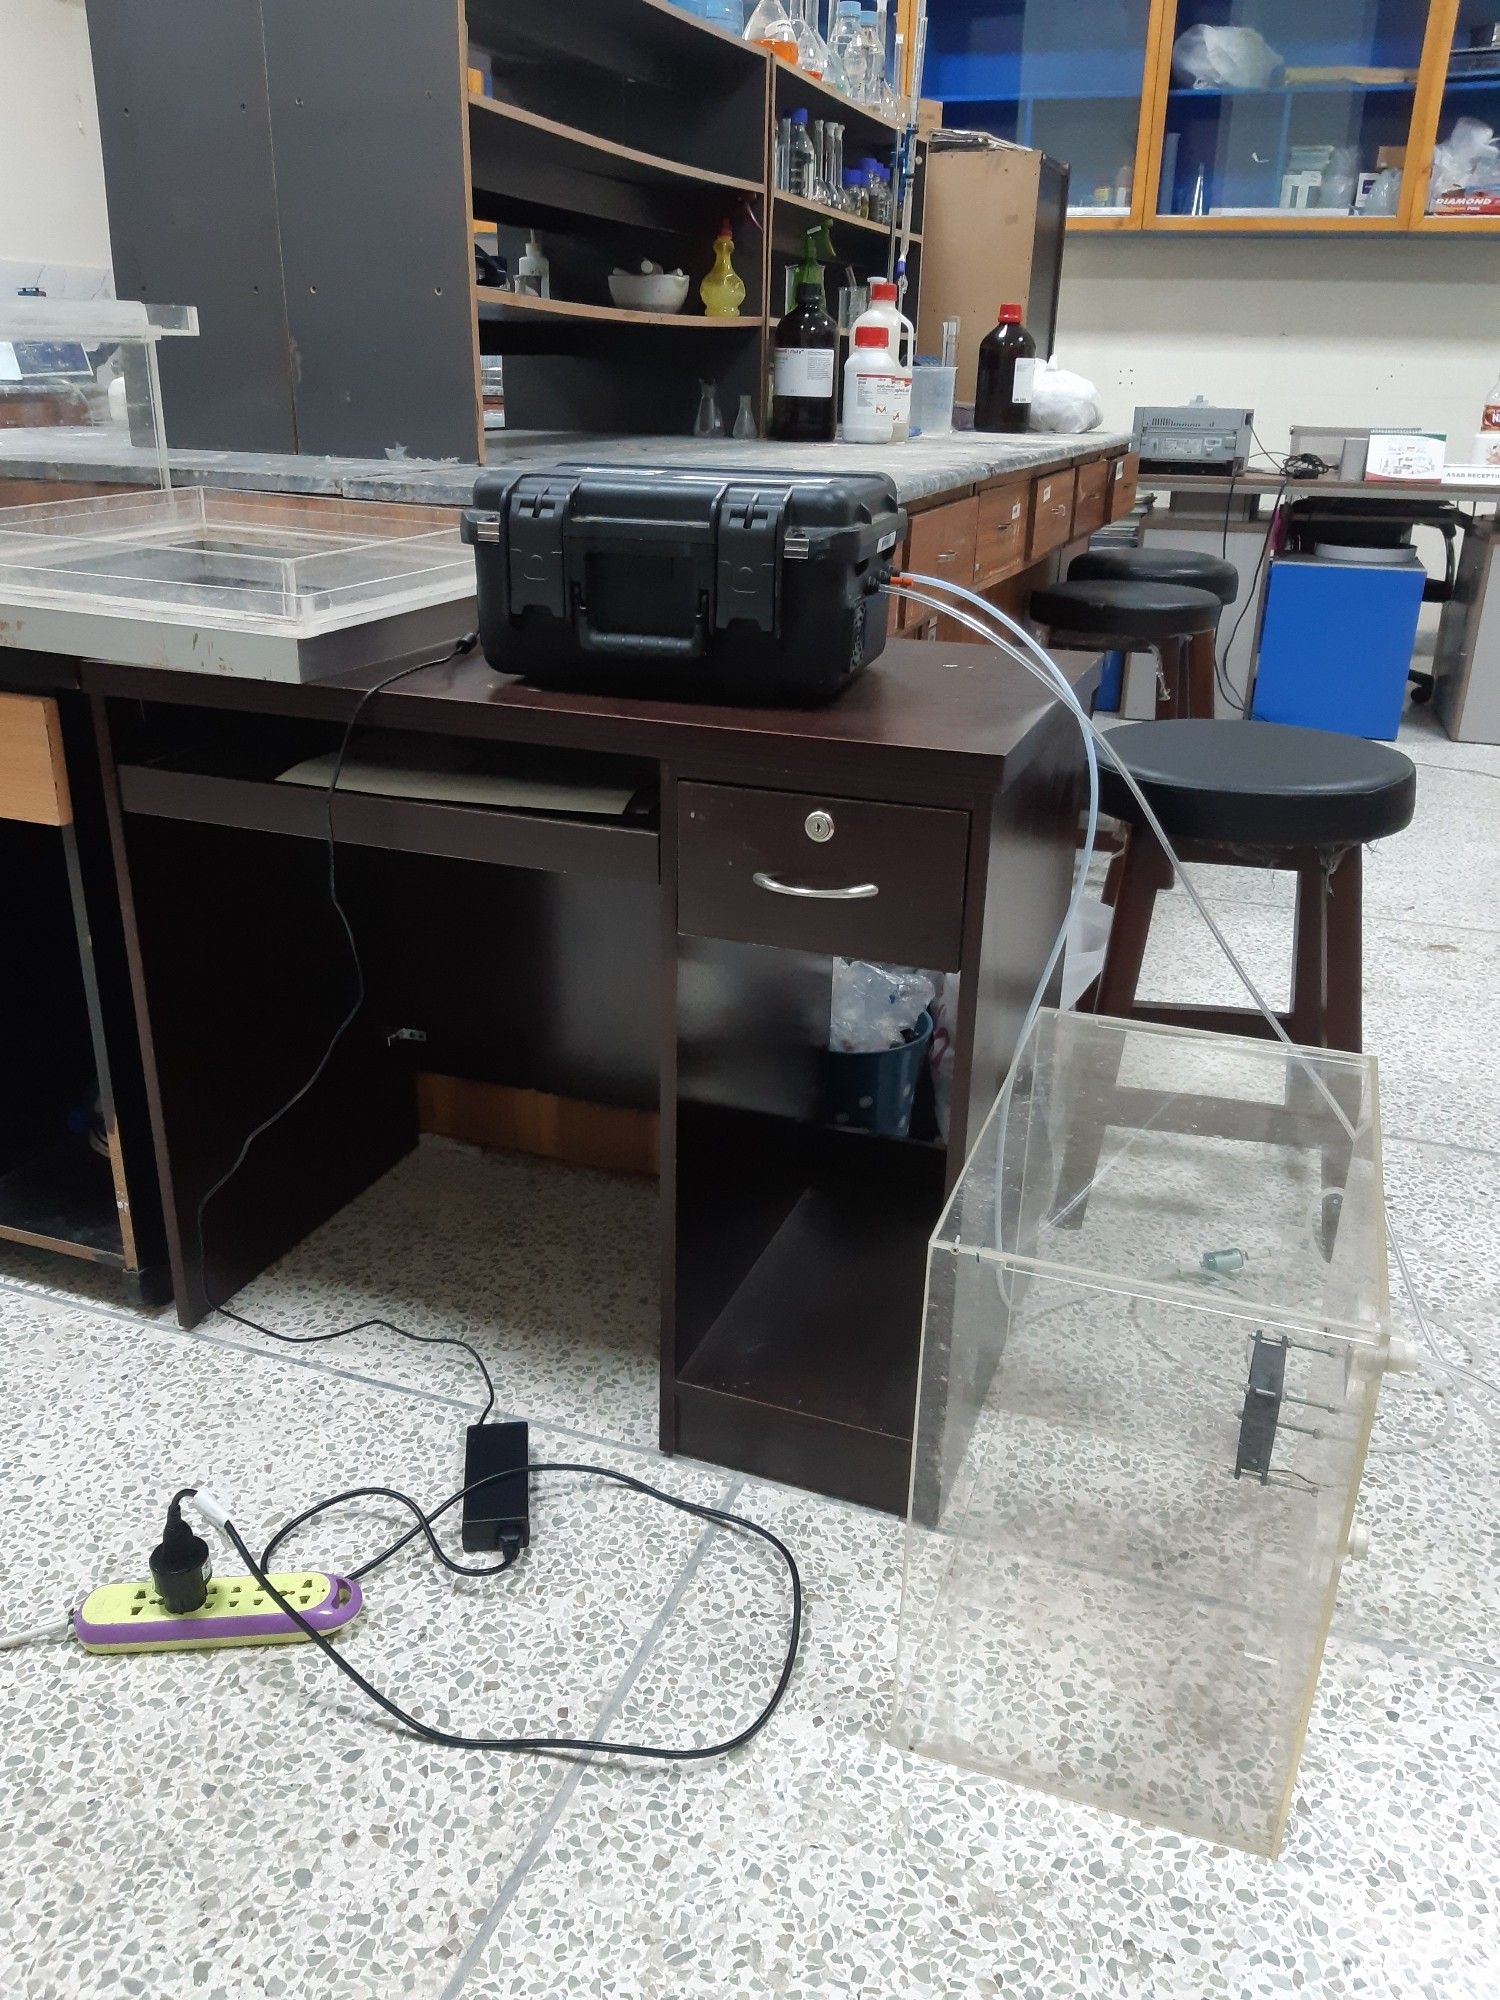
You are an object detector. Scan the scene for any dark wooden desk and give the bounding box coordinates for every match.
[84,638,1097,1511]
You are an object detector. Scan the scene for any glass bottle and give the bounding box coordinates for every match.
[744,0,798,64]
[733,393,758,440]
[974,304,1037,435]
[787,110,817,199]
[699,219,746,317]
[791,0,829,80]
[693,379,725,438]
[828,1,867,99]
[770,282,838,443]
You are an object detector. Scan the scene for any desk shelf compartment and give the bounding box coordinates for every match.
[115,730,661,886]
[668,930,953,1514]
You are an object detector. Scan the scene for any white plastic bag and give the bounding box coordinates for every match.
[1028,360,1101,435]
[1429,116,1500,199]
[1171,24,1282,90]
[829,961,935,1054]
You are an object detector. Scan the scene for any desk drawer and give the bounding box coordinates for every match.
[677,782,968,967]
[1073,458,1110,539]
[1028,470,1076,561]
[975,479,1029,584]
[0,692,69,826]
[905,494,979,593]
[1108,452,1140,522]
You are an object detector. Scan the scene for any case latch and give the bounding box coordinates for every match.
[506,475,576,620]
[715,486,787,635]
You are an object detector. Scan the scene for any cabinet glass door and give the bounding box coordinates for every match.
[923,0,1157,223]
[1152,1,1431,223]
[1423,0,1500,222]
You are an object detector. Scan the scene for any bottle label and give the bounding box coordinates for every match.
[851,370,903,415]
[1484,401,1500,432]
[775,347,835,399]
[1012,357,1037,402]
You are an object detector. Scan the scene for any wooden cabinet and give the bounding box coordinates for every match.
[1028,470,1076,561]
[1072,458,1111,541]
[975,479,1031,585]
[1109,452,1141,521]
[907,0,1496,236]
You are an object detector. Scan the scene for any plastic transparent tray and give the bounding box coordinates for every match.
[0,486,474,634]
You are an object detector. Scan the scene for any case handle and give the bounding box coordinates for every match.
[574,604,707,660]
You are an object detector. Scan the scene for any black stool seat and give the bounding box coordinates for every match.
[1069,546,1238,606]
[1031,578,1221,641]
[1100,719,1417,848]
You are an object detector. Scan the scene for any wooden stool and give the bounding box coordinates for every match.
[1030,577,1224,720]
[1086,720,1418,1053]
[1068,547,1238,720]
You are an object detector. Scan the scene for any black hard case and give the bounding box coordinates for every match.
[460,465,906,705]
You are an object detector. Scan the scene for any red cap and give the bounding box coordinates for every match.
[870,279,897,301]
[997,303,1023,322]
[854,325,890,347]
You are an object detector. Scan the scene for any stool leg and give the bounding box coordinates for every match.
[1186,629,1218,718]
[1153,641,1180,719]
[1089,829,1172,1017]
[1323,849,1363,1054]
[1290,859,1330,1046]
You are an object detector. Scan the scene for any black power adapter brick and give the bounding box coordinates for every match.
[462,1420,530,1552]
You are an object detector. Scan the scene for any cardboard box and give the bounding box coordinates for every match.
[915,144,1067,391]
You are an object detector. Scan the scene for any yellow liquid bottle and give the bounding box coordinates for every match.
[700,221,745,319]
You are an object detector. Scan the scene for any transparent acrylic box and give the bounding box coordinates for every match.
[893,1009,1391,1857]
[0,298,474,679]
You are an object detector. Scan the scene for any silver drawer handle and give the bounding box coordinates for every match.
[752,872,879,901]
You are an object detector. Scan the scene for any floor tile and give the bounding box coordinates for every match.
[0,1287,721,2000]
[1133,892,1500,1153]
[460,1484,1500,2000]
[221,1138,661,1448]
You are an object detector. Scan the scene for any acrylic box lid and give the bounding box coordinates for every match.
[933,1009,1390,1347]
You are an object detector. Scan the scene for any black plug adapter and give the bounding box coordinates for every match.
[462,1420,530,1553]
[150,1494,212,1613]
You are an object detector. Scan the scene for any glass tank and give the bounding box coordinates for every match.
[1155,0,1430,220]
[893,1010,1392,1856]
[924,0,1156,217]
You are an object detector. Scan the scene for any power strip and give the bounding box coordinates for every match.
[72,1570,362,1653]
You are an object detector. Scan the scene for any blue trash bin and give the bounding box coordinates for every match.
[826,1011,934,1139]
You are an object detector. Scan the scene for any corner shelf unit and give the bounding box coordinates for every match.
[465,0,924,445]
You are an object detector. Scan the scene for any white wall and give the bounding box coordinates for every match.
[1055,232,1500,460]
[0,0,110,294]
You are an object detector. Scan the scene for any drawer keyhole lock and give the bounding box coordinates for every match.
[804,810,835,843]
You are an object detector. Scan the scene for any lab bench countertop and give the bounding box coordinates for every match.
[0,425,1132,512]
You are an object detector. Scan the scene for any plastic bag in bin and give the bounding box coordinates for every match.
[829,960,936,1054]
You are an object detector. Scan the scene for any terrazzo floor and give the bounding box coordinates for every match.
[1,707,1496,2000]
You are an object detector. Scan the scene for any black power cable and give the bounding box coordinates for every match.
[189,637,500,1422]
[211,1467,803,1762]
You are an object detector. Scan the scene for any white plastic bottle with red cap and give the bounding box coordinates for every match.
[843,323,903,444]
[850,279,914,440]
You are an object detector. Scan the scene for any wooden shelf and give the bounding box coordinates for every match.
[467,93,762,200]
[771,61,904,136]
[773,189,919,244]
[475,286,758,330]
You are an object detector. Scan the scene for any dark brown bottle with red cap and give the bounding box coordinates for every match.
[974,303,1037,433]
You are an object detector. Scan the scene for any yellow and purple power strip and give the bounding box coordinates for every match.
[72,1571,363,1654]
